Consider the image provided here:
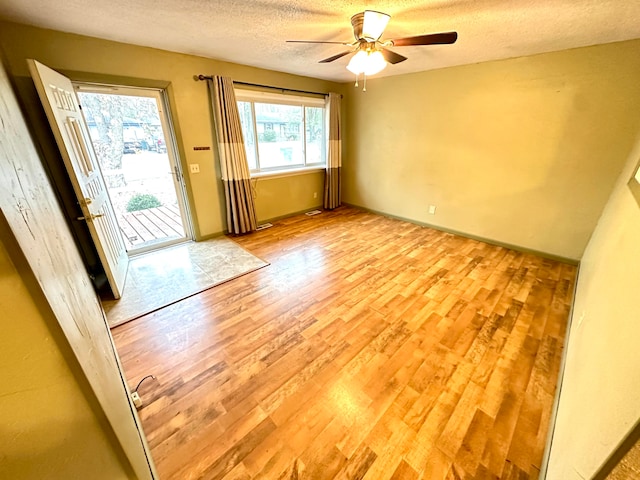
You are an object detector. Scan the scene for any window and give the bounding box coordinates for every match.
[236,89,326,174]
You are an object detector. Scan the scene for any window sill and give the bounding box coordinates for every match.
[251,166,325,180]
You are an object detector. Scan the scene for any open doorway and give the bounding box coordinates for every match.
[74,84,192,255]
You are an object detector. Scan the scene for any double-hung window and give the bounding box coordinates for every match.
[235,89,326,175]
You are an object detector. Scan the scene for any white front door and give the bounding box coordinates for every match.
[28,59,128,299]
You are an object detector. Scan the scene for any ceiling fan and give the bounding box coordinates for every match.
[287,10,457,81]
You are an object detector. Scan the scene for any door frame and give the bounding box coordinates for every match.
[73,82,194,256]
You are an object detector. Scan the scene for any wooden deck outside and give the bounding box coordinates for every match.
[117,204,184,250]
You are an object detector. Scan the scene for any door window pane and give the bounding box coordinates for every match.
[77,90,187,252]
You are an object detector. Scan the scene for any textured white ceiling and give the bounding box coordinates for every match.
[1,0,639,83]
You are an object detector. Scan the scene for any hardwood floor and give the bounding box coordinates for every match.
[112,207,577,480]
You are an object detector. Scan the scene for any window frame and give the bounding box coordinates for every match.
[235,89,327,176]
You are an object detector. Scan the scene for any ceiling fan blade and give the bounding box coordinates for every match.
[286,40,349,45]
[391,31,458,47]
[380,48,407,65]
[319,51,352,63]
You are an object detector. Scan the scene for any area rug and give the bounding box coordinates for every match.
[102,237,269,327]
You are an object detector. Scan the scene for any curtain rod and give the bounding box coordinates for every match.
[196,75,329,97]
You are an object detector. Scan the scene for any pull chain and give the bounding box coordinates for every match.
[353,73,368,92]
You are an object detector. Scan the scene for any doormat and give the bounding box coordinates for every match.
[102,237,268,328]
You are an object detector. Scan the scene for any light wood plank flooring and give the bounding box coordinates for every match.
[112,207,576,479]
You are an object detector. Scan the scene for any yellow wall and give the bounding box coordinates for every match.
[344,39,640,261]
[0,233,133,479]
[0,21,343,238]
[546,133,640,478]
[254,170,325,222]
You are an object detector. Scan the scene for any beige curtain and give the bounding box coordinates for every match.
[208,76,257,234]
[324,92,342,210]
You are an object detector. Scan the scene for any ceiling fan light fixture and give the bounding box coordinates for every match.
[346,50,387,76]
[362,10,390,41]
[364,50,387,75]
[346,50,368,74]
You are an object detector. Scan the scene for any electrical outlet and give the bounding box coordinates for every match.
[428,205,437,215]
[313,192,317,199]
[131,391,142,409]
[189,163,200,174]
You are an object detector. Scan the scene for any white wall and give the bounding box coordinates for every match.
[546,134,640,478]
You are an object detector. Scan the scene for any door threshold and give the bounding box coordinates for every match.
[127,238,192,258]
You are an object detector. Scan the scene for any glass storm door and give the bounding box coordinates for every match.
[75,85,192,255]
